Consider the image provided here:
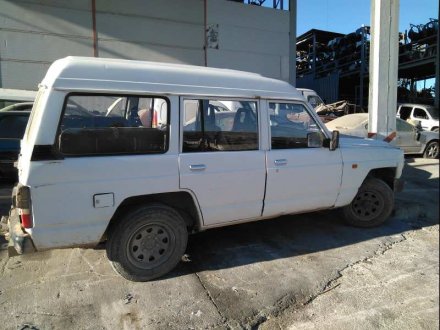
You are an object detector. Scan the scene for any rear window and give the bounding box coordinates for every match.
[58,94,169,156]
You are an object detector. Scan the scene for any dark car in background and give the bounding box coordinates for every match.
[0,111,31,181]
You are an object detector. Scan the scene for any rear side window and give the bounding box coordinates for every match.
[182,99,258,152]
[399,106,412,120]
[58,94,169,156]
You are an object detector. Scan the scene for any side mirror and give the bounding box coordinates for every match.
[329,130,339,151]
[307,131,323,148]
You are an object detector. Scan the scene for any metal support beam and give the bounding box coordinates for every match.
[289,0,297,86]
[368,0,399,139]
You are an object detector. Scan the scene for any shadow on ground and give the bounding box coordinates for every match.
[2,158,438,281]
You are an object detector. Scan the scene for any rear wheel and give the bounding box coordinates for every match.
[106,203,188,281]
[423,141,439,159]
[343,178,394,227]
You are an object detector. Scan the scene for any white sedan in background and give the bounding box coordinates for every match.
[326,113,439,159]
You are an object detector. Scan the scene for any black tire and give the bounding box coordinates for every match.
[106,203,188,281]
[432,128,439,133]
[423,141,439,159]
[343,178,394,227]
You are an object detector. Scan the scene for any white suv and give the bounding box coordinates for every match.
[4,57,404,281]
[396,103,439,132]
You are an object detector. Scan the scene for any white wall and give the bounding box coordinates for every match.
[207,1,290,81]
[0,0,290,90]
[0,0,93,89]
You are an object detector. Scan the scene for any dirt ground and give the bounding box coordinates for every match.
[0,158,438,330]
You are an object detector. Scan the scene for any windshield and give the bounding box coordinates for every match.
[426,106,439,119]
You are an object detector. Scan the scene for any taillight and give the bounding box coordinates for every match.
[15,185,33,229]
[19,209,33,228]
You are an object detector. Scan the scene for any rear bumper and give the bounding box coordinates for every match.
[3,208,36,256]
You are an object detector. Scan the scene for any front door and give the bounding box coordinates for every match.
[179,98,266,226]
[263,101,343,217]
[395,119,421,153]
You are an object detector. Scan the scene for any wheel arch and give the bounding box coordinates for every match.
[423,139,439,158]
[366,167,396,190]
[101,190,203,242]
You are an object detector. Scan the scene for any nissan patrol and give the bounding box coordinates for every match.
[4,57,404,281]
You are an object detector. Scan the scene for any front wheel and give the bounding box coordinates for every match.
[343,178,394,227]
[423,141,439,159]
[106,203,188,281]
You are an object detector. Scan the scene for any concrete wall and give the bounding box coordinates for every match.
[207,1,290,81]
[0,0,289,90]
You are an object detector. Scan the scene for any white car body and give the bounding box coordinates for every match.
[7,57,404,277]
[396,103,439,132]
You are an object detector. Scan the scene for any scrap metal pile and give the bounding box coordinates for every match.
[297,18,438,77]
[399,18,438,63]
[315,100,365,123]
[297,27,369,77]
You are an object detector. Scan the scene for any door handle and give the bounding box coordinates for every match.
[274,159,288,166]
[189,164,206,171]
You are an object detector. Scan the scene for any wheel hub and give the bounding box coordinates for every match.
[127,224,172,268]
[352,191,384,221]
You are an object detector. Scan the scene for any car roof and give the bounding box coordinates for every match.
[42,57,303,100]
[398,103,433,108]
[326,113,368,129]
[0,88,36,102]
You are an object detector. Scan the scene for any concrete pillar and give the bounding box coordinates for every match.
[435,1,439,108]
[289,0,297,86]
[368,0,399,139]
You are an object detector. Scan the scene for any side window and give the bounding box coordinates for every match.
[58,94,169,156]
[399,106,412,120]
[397,119,414,132]
[182,99,258,152]
[413,108,428,119]
[269,102,323,149]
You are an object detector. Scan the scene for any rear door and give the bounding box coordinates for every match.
[179,98,266,226]
[263,101,343,217]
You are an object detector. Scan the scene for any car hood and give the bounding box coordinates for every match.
[339,135,399,150]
